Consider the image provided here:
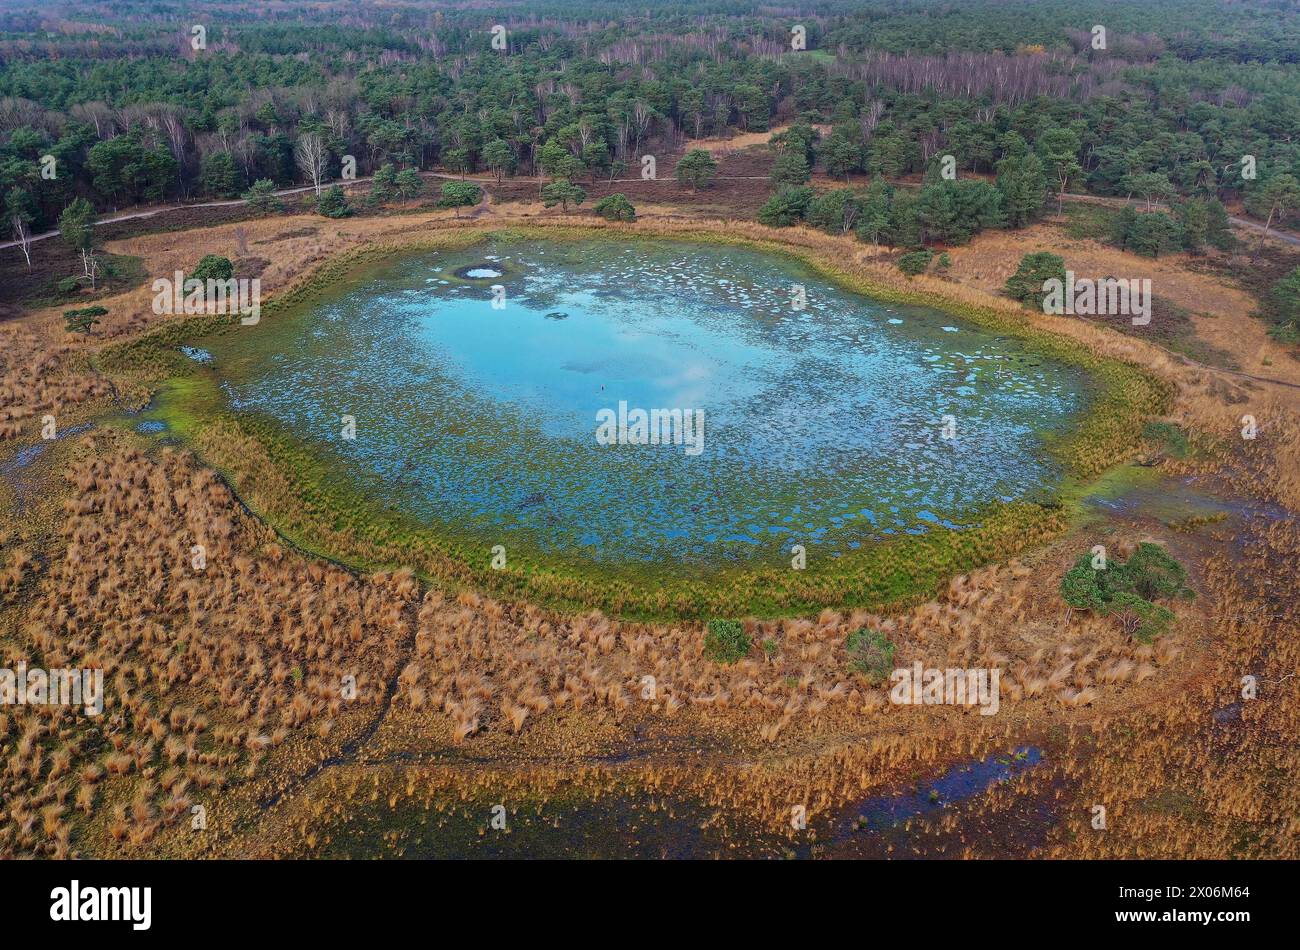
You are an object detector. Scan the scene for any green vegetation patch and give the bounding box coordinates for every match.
[845,627,896,684]
[1142,421,1191,460]
[1060,542,1194,642]
[703,619,751,664]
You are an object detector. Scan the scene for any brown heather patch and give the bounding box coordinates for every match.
[0,425,1218,857]
[0,199,1295,857]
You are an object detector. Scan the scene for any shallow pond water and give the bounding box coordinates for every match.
[290,747,1048,859]
[835,746,1043,838]
[189,237,1088,568]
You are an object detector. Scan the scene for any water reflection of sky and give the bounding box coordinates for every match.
[206,239,1086,566]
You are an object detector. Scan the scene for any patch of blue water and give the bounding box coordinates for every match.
[0,422,94,475]
[198,239,1086,566]
[844,746,1043,835]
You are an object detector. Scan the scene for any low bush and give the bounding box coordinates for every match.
[897,249,934,276]
[704,619,751,663]
[845,628,895,684]
[1060,542,1193,642]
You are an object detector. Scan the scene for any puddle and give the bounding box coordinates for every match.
[0,422,94,476]
[834,746,1043,841]
[0,422,95,511]
[1086,472,1290,526]
[455,265,504,279]
[304,787,785,859]
[1212,702,1243,725]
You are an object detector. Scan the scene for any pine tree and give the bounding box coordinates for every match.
[996,151,1046,228]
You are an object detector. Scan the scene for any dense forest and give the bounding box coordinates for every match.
[2,1,1299,282]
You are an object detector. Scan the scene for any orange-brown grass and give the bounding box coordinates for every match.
[1,194,1295,859]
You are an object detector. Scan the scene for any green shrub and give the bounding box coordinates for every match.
[676,149,718,190]
[1059,542,1193,642]
[1060,563,1107,613]
[897,249,934,276]
[757,186,814,227]
[190,254,234,282]
[1108,592,1176,641]
[1124,543,1192,601]
[1265,266,1300,342]
[394,169,424,200]
[437,180,482,213]
[593,193,636,221]
[540,179,586,211]
[316,184,352,218]
[1269,322,1300,345]
[1005,251,1066,308]
[770,152,811,186]
[704,619,751,664]
[805,188,862,235]
[242,178,283,215]
[63,305,108,335]
[845,628,896,684]
[367,163,398,204]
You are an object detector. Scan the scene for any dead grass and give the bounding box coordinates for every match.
[0,188,1297,859]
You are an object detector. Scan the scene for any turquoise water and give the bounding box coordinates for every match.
[194,237,1087,567]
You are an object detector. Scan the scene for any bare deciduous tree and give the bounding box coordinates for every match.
[9,209,32,269]
[70,101,116,138]
[295,132,329,195]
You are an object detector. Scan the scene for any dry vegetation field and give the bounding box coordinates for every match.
[2,159,1299,859]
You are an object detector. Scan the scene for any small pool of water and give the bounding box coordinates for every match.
[455,264,504,279]
[838,746,1043,837]
[0,422,94,475]
[188,237,1088,568]
[1086,471,1291,526]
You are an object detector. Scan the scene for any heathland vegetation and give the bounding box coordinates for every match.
[2,0,1300,861]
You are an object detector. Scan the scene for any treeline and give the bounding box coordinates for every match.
[756,118,1240,264]
[759,176,1009,247]
[2,0,1300,250]
[756,122,1046,245]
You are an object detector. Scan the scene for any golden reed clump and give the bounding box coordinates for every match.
[0,426,1209,858]
[0,324,112,442]
[0,432,414,857]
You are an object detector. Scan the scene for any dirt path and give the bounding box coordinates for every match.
[1,169,773,250]
[9,173,1297,254]
[0,170,493,250]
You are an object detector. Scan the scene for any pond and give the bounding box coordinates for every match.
[186,237,1087,570]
